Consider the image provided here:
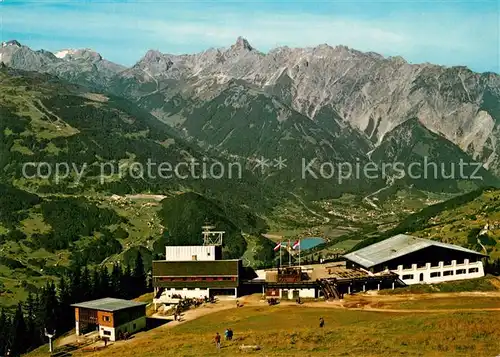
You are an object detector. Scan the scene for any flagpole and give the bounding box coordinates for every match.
[288,239,291,266]
[279,243,282,269]
[299,240,301,267]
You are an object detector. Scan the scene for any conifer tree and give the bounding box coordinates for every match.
[39,282,58,333]
[133,253,146,296]
[10,302,27,356]
[98,265,110,296]
[80,266,91,302]
[122,264,133,299]
[25,292,40,349]
[69,265,82,302]
[91,267,101,300]
[110,263,123,297]
[58,276,73,331]
[0,309,10,356]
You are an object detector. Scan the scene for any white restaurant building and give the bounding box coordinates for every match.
[344,234,486,285]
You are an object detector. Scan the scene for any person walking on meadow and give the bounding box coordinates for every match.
[319,317,325,328]
[214,332,221,350]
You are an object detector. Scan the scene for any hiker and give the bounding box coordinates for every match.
[214,332,221,350]
[224,329,229,341]
[319,317,325,328]
[236,299,239,307]
[228,328,233,340]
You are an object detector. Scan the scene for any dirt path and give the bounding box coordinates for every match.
[158,293,500,319]
[157,292,500,319]
[295,291,500,313]
[356,306,500,313]
[366,291,500,300]
[125,194,167,201]
[490,277,500,289]
[298,300,500,314]
[158,302,236,329]
[262,234,283,240]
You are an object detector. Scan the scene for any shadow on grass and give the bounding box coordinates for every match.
[146,317,171,330]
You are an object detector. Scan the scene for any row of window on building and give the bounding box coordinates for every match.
[402,267,479,280]
[395,258,479,271]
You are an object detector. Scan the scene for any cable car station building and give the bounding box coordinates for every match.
[152,226,247,305]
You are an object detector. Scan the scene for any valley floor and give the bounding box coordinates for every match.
[28,280,500,357]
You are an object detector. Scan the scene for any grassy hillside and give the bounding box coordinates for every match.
[379,276,500,295]
[0,183,280,307]
[0,67,281,212]
[351,187,500,258]
[0,185,164,307]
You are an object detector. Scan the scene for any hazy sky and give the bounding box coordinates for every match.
[1,0,499,73]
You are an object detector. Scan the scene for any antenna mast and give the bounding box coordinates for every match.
[201,222,224,246]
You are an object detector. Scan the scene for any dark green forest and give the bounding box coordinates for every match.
[158,192,269,259]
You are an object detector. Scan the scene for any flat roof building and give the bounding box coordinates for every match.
[152,259,243,304]
[72,298,147,342]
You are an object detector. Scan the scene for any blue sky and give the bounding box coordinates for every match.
[1,0,499,73]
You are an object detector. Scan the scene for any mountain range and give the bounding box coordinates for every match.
[1,37,498,198]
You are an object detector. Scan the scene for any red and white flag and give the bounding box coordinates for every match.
[273,242,282,251]
[292,240,300,250]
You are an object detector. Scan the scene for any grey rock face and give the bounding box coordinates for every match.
[1,40,21,48]
[0,41,125,90]
[3,37,500,178]
[124,37,500,175]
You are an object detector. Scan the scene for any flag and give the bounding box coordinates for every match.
[292,240,300,249]
[273,242,282,251]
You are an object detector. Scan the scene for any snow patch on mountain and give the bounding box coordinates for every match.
[54,49,77,59]
[1,40,21,48]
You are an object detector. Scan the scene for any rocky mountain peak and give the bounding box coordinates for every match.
[72,49,102,61]
[140,49,173,65]
[132,49,174,74]
[1,40,21,48]
[231,36,254,51]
